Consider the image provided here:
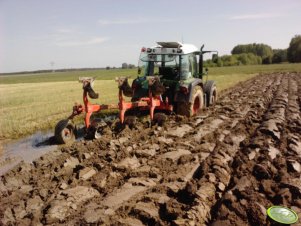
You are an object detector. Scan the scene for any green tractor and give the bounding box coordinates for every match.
[128,41,218,117]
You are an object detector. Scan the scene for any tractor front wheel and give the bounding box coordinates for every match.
[54,119,76,144]
[177,86,204,117]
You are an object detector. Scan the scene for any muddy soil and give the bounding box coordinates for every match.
[0,73,300,226]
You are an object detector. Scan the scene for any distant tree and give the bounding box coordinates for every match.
[216,58,223,67]
[213,53,262,67]
[262,55,273,64]
[122,63,128,69]
[128,64,135,69]
[235,53,262,65]
[221,55,238,66]
[287,35,301,63]
[106,66,110,70]
[203,59,215,67]
[272,49,287,63]
[237,53,248,65]
[231,43,273,64]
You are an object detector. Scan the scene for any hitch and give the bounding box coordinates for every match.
[116,76,173,123]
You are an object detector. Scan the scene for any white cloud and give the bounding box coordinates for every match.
[55,37,109,47]
[230,13,282,20]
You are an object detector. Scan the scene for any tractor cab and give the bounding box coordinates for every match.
[138,42,199,80]
[133,42,200,103]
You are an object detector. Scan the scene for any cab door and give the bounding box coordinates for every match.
[189,54,198,78]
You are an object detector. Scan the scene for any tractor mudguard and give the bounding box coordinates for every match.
[175,78,203,103]
[188,79,203,103]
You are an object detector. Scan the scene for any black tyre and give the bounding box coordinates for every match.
[54,119,75,144]
[177,86,204,117]
[204,80,217,107]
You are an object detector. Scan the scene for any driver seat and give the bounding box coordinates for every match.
[159,67,177,80]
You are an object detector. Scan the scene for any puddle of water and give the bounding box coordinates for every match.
[0,131,57,176]
[0,116,117,176]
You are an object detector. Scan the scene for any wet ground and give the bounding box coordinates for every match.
[0,131,57,176]
[0,124,91,176]
[0,73,301,225]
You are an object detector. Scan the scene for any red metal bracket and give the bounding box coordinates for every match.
[118,82,173,123]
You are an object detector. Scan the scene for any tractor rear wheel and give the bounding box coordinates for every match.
[54,119,75,144]
[177,86,204,117]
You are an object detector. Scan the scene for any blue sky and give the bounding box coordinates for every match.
[0,0,300,73]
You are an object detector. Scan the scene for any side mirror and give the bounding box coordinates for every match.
[212,54,218,63]
[138,67,141,75]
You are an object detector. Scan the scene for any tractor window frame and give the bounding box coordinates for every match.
[189,54,198,78]
[138,53,180,77]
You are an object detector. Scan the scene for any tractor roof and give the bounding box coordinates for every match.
[156,41,199,54]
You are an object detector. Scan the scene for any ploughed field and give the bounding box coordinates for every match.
[1,73,301,225]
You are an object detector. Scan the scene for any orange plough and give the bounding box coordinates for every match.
[54,76,173,144]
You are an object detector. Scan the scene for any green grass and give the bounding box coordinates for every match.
[1,63,301,139]
[0,69,137,84]
[0,80,119,139]
[205,63,301,90]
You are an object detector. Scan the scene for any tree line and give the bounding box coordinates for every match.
[205,35,301,67]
